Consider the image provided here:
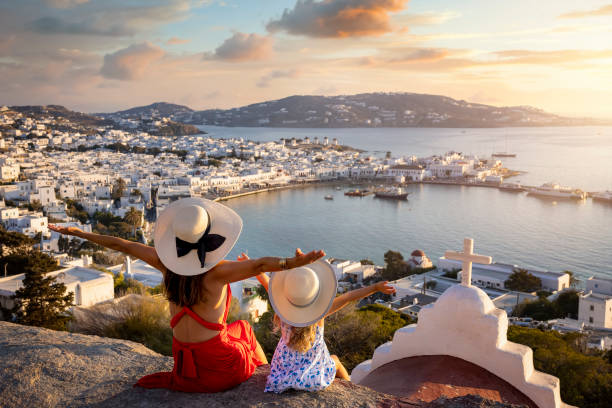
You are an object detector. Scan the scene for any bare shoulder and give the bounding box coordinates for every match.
[204,261,231,291]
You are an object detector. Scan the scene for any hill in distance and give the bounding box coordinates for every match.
[104,93,608,128]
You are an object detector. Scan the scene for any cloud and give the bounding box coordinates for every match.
[0,35,16,56]
[43,0,89,8]
[167,37,191,45]
[387,48,451,63]
[394,11,459,26]
[257,69,301,87]
[100,42,164,80]
[207,32,273,62]
[267,0,409,38]
[492,49,612,65]
[28,0,192,37]
[558,4,612,19]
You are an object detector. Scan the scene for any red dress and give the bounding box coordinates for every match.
[135,285,264,393]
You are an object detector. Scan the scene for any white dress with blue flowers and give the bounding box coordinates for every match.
[264,321,337,393]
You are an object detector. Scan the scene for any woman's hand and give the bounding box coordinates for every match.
[375,281,396,295]
[287,248,325,269]
[237,252,249,261]
[49,224,82,236]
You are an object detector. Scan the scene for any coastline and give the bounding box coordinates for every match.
[211,170,529,203]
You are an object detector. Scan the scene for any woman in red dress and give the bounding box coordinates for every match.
[49,197,324,392]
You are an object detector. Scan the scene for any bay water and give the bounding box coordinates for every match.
[198,126,612,281]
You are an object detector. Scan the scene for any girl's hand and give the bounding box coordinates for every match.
[375,281,396,295]
[237,252,250,262]
[49,224,82,236]
[288,248,325,269]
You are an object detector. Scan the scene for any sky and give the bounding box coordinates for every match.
[0,0,611,118]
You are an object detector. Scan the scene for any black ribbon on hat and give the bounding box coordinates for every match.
[175,211,226,268]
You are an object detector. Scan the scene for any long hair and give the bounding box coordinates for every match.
[273,314,317,353]
[163,268,207,307]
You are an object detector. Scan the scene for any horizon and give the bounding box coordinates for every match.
[1,1,612,119]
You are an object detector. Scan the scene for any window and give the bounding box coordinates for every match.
[590,305,595,311]
[589,317,593,323]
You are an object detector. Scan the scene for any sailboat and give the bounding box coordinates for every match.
[492,135,517,158]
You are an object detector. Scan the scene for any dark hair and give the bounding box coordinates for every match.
[163,269,207,307]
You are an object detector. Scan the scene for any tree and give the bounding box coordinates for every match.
[512,290,579,321]
[360,259,374,265]
[0,248,60,277]
[111,177,127,200]
[563,270,578,287]
[508,326,612,408]
[382,250,407,281]
[123,207,142,237]
[12,269,74,330]
[504,268,542,292]
[28,199,43,212]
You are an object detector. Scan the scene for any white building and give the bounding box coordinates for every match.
[578,277,612,329]
[1,164,20,181]
[2,211,48,237]
[387,165,426,181]
[439,257,570,292]
[407,250,433,269]
[0,266,114,311]
[327,259,375,282]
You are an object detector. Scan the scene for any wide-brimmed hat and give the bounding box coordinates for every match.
[154,197,242,276]
[269,260,337,327]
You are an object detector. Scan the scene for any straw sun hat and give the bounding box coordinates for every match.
[154,197,242,276]
[269,260,337,327]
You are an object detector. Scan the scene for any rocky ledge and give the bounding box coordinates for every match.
[0,322,526,408]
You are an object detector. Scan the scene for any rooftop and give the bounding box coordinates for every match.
[0,266,111,296]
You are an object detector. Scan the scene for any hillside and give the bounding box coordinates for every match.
[106,102,194,118]
[0,321,523,408]
[103,93,605,128]
[10,105,113,128]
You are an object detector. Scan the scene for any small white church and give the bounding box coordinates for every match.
[0,264,114,313]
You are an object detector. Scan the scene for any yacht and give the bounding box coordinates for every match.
[499,182,525,192]
[324,195,333,200]
[345,189,372,197]
[592,191,612,202]
[527,183,586,200]
[374,187,409,200]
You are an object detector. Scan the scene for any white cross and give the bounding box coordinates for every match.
[444,238,492,286]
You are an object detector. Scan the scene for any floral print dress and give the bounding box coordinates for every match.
[264,321,337,393]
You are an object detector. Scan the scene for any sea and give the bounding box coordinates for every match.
[197,126,612,282]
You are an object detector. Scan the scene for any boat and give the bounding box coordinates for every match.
[335,186,341,190]
[324,195,333,200]
[592,191,612,202]
[527,182,586,200]
[374,187,409,200]
[492,135,517,158]
[498,182,525,192]
[344,189,372,197]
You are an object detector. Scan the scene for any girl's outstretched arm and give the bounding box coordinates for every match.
[325,281,396,317]
[48,224,165,272]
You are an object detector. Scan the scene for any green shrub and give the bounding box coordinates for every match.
[508,326,612,408]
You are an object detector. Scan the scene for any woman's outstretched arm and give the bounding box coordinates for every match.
[237,252,269,291]
[325,281,396,317]
[209,248,325,285]
[48,224,165,271]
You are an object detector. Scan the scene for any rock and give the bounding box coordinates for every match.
[0,322,524,408]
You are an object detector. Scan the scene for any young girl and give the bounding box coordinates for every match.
[238,251,396,393]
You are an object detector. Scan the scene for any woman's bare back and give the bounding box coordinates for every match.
[169,268,229,343]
